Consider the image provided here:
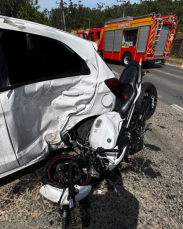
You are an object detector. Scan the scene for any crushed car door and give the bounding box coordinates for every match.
[0,30,97,166]
[0,39,19,175]
[0,97,20,174]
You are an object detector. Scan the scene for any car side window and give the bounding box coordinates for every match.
[0,42,10,89]
[0,29,90,86]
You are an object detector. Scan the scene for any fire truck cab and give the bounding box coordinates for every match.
[78,28,104,53]
[78,32,88,39]
[102,13,178,66]
[88,28,104,44]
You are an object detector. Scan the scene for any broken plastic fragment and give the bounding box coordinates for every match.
[97,190,102,194]
[114,187,120,196]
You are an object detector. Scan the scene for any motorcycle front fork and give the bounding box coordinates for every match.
[62,164,76,229]
[62,205,76,229]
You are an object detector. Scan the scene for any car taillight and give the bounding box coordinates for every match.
[105,78,131,101]
[105,78,119,96]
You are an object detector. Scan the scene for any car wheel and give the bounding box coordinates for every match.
[161,59,166,65]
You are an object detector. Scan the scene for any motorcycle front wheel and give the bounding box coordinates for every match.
[42,155,91,188]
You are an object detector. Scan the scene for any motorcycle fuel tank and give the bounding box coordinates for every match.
[89,112,123,149]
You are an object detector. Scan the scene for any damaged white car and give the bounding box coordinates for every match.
[0,16,115,178]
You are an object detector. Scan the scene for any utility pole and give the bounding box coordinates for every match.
[60,0,66,31]
[117,0,126,17]
[86,18,90,31]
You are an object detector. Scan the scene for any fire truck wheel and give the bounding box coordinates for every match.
[122,52,132,67]
[161,59,166,65]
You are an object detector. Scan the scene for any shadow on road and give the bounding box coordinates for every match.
[105,58,165,70]
[122,157,161,179]
[105,59,122,65]
[0,160,45,188]
[142,63,164,70]
[78,168,139,229]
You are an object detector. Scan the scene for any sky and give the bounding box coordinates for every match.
[38,0,139,12]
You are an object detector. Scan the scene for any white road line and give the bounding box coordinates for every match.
[112,70,120,76]
[171,104,183,113]
[158,95,162,98]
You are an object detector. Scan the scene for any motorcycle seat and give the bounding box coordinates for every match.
[115,61,140,119]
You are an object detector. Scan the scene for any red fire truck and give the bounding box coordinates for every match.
[97,13,178,66]
[78,27,104,53]
[77,13,178,66]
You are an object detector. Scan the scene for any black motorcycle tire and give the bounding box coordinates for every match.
[42,155,92,188]
[135,82,157,120]
[42,118,95,188]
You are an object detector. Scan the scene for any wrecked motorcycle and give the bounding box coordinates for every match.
[40,61,157,228]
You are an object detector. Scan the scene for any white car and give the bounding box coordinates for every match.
[0,16,115,178]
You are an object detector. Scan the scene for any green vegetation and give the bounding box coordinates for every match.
[49,0,183,32]
[0,0,50,25]
[0,0,183,32]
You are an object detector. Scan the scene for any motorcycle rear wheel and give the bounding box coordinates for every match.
[135,82,157,120]
[42,155,91,188]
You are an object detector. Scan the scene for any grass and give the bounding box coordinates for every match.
[166,56,183,66]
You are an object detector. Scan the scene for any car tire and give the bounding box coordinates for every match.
[122,52,132,67]
[161,59,166,65]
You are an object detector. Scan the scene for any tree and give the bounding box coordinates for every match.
[0,0,51,26]
[18,0,51,26]
[0,0,28,18]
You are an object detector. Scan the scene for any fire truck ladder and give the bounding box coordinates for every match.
[164,25,175,56]
[152,18,163,47]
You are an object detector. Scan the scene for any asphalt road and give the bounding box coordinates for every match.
[107,61,183,109]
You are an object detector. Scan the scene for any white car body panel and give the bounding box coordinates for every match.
[0,16,115,178]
